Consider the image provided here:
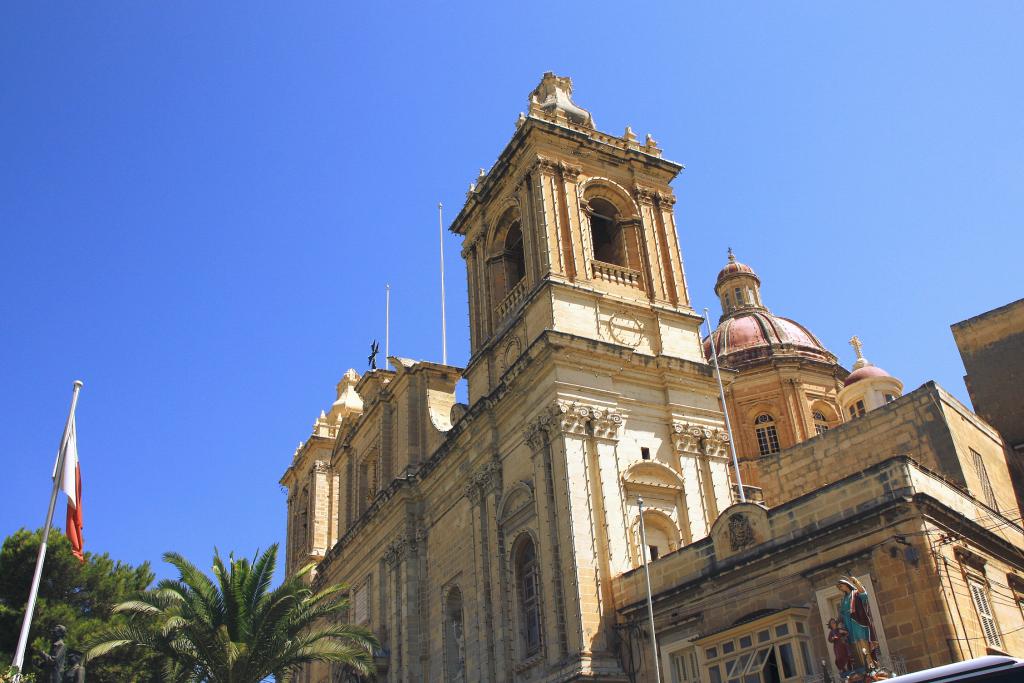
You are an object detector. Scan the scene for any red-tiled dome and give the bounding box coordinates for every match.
[844,364,893,386]
[703,310,835,368]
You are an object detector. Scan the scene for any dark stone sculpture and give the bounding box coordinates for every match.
[37,625,67,683]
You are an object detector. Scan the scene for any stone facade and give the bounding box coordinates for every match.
[279,75,1024,682]
[952,298,1024,512]
[281,74,736,682]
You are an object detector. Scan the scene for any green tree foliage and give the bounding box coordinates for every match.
[87,544,378,682]
[0,528,163,681]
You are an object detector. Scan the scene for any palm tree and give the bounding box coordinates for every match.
[86,544,378,682]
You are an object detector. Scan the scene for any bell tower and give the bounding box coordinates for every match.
[451,73,706,404]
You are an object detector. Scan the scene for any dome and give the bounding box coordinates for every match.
[844,364,893,387]
[703,310,835,368]
[715,248,759,293]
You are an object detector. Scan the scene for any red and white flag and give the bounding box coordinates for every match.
[58,415,84,562]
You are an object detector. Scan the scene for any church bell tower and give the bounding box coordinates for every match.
[451,73,707,404]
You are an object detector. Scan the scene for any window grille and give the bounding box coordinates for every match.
[970,448,999,511]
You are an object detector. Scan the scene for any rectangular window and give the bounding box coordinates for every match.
[641,446,651,460]
[352,582,369,625]
[970,448,999,511]
[815,424,829,435]
[649,545,660,561]
[968,579,1003,649]
[777,643,796,678]
[800,641,814,675]
[735,287,745,304]
[707,664,722,683]
[756,426,780,456]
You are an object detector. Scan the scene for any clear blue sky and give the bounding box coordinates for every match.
[2,3,1021,580]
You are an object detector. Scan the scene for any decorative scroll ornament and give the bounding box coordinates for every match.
[464,460,503,501]
[529,401,623,442]
[671,421,729,457]
[671,422,705,454]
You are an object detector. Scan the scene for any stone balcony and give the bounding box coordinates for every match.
[495,278,528,320]
[591,259,642,287]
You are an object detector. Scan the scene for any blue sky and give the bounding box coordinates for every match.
[2,3,1021,580]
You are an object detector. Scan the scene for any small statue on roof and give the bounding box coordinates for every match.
[368,340,380,370]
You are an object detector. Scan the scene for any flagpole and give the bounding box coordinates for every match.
[637,496,663,682]
[384,284,391,371]
[438,202,448,366]
[12,380,83,678]
[704,308,745,503]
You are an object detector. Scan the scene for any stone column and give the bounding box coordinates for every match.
[672,422,711,540]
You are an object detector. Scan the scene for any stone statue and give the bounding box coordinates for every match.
[368,340,380,370]
[64,651,85,683]
[836,577,880,679]
[37,624,67,683]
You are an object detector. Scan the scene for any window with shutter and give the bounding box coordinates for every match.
[968,580,1002,649]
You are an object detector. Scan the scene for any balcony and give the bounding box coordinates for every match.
[495,278,528,321]
[591,259,642,287]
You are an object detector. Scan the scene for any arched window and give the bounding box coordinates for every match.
[514,536,543,656]
[587,197,627,266]
[812,410,830,436]
[444,587,466,682]
[502,220,526,289]
[754,413,780,456]
[638,511,678,564]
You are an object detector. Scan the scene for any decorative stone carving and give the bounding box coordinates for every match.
[728,513,756,551]
[501,336,522,372]
[313,460,330,473]
[383,526,429,566]
[589,407,623,441]
[634,186,658,206]
[607,312,645,348]
[671,421,730,458]
[671,422,705,454]
[464,460,502,501]
[530,401,623,441]
[701,428,731,459]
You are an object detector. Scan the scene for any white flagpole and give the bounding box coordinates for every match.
[438,202,448,366]
[12,380,83,678]
[704,308,745,503]
[384,284,391,371]
[637,496,663,682]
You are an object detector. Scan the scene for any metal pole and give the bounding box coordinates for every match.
[438,202,447,366]
[704,308,746,503]
[385,284,390,371]
[12,380,83,677]
[637,496,663,682]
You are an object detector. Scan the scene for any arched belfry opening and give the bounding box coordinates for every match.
[587,197,627,267]
[503,220,526,288]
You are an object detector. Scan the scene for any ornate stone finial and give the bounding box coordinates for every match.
[849,336,869,370]
[516,111,526,128]
[478,168,486,181]
[528,72,595,128]
[623,125,637,143]
[645,133,656,146]
[728,247,736,263]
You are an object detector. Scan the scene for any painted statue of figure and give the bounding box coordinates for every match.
[827,617,853,675]
[37,624,68,683]
[837,577,878,675]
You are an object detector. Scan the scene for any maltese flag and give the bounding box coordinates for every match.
[58,415,84,562]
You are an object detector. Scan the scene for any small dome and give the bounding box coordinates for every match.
[703,310,835,367]
[844,364,893,387]
[715,248,759,293]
